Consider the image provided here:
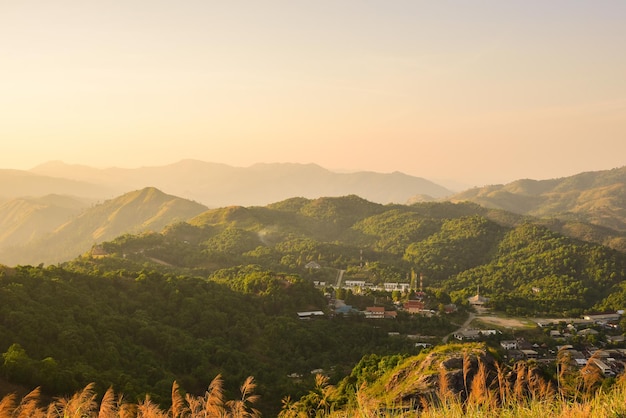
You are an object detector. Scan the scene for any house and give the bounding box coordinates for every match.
[506,350,526,361]
[500,340,518,350]
[589,349,610,359]
[574,358,588,367]
[91,245,109,259]
[384,282,411,292]
[590,358,615,376]
[297,311,325,320]
[578,328,599,336]
[583,313,621,323]
[344,280,366,288]
[517,338,533,350]
[364,306,385,319]
[520,349,538,359]
[362,306,398,319]
[384,310,398,319]
[334,304,356,315]
[404,300,425,314]
[566,350,587,362]
[443,303,458,313]
[454,329,498,340]
[607,335,626,344]
[305,261,321,269]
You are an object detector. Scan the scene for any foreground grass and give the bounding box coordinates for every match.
[0,370,624,417]
[0,375,260,418]
[323,379,626,418]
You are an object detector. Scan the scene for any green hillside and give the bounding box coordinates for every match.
[0,187,208,266]
[0,262,448,415]
[450,166,626,236]
[90,197,626,316]
[1,196,625,415]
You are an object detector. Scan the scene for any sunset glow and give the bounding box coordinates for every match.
[2,1,625,186]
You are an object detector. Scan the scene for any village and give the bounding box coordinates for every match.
[300,278,626,379]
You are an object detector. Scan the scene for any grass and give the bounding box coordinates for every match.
[0,359,624,417]
[0,375,260,418]
[323,351,626,418]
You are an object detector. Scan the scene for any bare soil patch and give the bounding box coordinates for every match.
[473,315,534,329]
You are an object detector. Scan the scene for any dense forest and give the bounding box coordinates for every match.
[1,196,625,414]
[0,263,453,415]
[94,196,626,315]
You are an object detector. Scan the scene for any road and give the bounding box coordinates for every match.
[442,312,475,343]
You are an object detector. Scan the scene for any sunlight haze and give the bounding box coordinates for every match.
[2,1,625,187]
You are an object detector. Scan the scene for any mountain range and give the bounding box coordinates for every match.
[28,160,453,207]
[450,166,626,232]
[2,161,626,266]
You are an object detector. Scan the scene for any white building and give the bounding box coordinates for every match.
[383,282,411,292]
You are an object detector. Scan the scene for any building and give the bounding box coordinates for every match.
[384,310,398,319]
[384,282,411,292]
[344,280,366,288]
[443,303,458,313]
[583,313,621,323]
[364,306,385,319]
[91,245,109,259]
[607,335,626,344]
[454,329,498,340]
[364,306,398,319]
[520,349,538,359]
[404,300,425,314]
[305,261,321,269]
[297,311,325,320]
[578,328,599,336]
[500,340,518,350]
[590,358,615,376]
[468,286,489,306]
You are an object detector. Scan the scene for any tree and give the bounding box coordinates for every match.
[2,343,36,384]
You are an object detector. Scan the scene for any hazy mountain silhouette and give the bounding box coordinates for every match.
[0,169,112,200]
[450,166,626,231]
[0,187,207,266]
[0,194,92,249]
[30,160,453,206]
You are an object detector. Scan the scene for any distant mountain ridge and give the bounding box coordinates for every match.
[0,195,91,249]
[29,160,453,206]
[0,187,207,266]
[0,169,112,200]
[449,166,626,232]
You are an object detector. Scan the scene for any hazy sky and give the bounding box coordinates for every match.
[2,1,625,187]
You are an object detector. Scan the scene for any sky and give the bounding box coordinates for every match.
[2,1,626,188]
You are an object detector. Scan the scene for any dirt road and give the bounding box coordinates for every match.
[442,312,475,343]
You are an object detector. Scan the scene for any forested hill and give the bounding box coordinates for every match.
[0,187,207,266]
[449,166,626,232]
[0,261,448,415]
[90,196,626,316]
[1,196,626,414]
